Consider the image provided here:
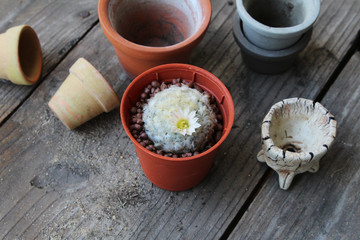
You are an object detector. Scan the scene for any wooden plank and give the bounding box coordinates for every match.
[190,0,235,64]
[0,23,132,240]
[229,52,360,240]
[0,0,98,123]
[0,0,359,239]
[0,0,32,30]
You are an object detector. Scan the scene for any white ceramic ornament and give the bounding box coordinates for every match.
[257,98,337,190]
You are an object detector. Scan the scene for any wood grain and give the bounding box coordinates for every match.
[0,0,359,239]
[229,51,360,240]
[0,0,98,123]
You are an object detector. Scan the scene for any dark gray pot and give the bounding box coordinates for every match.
[232,13,312,74]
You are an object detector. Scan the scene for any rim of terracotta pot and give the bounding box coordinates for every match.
[98,0,212,55]
[236,0,320,37]
[120,63,234,162]
[261,98,337,163]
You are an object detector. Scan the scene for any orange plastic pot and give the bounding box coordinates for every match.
[120,63,234,191]
[98,0,212,78]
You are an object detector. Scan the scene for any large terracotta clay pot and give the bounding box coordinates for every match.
[48,58,120,130]
[98,0,212,78]
[120,63,234,191]
[0,25,42,85]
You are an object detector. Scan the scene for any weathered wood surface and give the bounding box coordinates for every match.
[0,0,359,239]
[0,0,99,123]
[229,52,360,240]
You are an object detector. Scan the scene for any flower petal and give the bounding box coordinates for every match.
[170,108,201,136]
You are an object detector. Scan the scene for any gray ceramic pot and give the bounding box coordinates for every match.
[232,14,312,74]
[236,0,320,50]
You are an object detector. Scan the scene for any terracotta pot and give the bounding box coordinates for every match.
[48,58,120,130]
[0,25,42,85]
[236,0,320,50]
[98,0,212,78]
[257,98,337,190]
[233,15,312,74]
[120,63,234,191]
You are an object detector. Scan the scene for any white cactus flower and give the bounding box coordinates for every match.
[170,108,201,136]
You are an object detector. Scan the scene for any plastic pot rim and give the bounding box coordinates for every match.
[120,63,235,162]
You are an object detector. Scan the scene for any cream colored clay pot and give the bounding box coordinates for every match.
[0,25,42,85]
[48,58,120,130]
[257,98,337,190]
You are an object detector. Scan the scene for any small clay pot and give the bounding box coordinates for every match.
[120,63,234,191]
[236,0,320,50]
[48,58,120,130]
[257,98,337,190]
[0,25,42,85]
[98,0,212,78]
[233,14,312,74]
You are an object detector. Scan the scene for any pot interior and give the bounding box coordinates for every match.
[122,65,234,149]
[18,27,42,82]
[109,0,202,47]
[242,0,306,27]
[269,101,333,154]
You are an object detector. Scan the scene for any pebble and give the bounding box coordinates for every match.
[160,82,167,90]
[130,107,137,114]
[128,78,224,158]
[215,131,222,142]
[151,80,160,88]
[194,84,203,93]
[140,132,148,139]
[141,92,148,99]
[186,81,194,88]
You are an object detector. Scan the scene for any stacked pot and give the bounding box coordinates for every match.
[233,0,320,74]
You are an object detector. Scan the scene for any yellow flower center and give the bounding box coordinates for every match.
[176,119,189,130]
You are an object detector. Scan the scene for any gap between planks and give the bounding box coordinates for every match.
[219,28,360,240]
[315,30,360,103]
[0,20,99,129]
